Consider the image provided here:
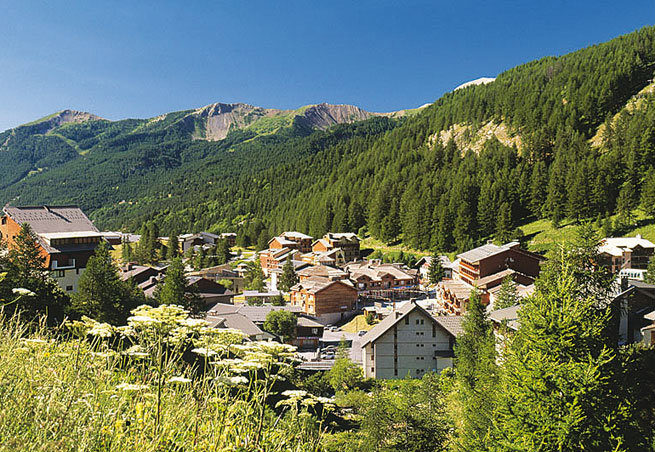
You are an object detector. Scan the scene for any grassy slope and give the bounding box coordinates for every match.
[521,210,655,255]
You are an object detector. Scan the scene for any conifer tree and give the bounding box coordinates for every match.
[71,241,143,324]
[3,223,70,323]
[494,202,513,243]
[157,257,203,316]
[645,256,655,284]
[121,237,133,262]
[452,290,497,451]
[167,233,180,260]
[616,182,636,229]
[493,263,627,451]
[278,258,298,292]
[245,258,265,292]
[640,167,655,218]
[493,275,519,310]
[427,251,444,285]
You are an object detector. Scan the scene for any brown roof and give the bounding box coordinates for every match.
[297,265,347,279]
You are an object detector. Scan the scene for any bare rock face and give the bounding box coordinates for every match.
[295,103,374,130]
[32,110,102,135]
[194,103,285,141]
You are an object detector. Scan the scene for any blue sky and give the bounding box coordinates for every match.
[0,0,653,131]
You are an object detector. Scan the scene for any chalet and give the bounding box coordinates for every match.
[295,316,325,349]
[268,232,313,254]
[360,300,463,379]
[219,232,237,247]
[300,248,346,267]
[598,235,655,274]
[187,276,234,306]
[120,263,164,286]
[435,241,544,315]
[205,303,306,342]
[259,247,301,276]
[312,233,361,263]
[188,264,245,293]
[179,232,222,253]
[346,261,418,292]
[456,241,542,287]
[1,205,103,293]
[641,311,655,346]
[290,276,358,324]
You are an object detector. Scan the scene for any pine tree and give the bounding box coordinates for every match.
[645,256,655,284]
[157,257,203,315]
[3,224,70,323]
[71,241,143,324]
[121,238,133,262]
[493,263,627,451]
[616,182,636,229]
[245,258,265,292]
[167,233,180,260]
[278,258,298,292]
[493,275,519,310]
[427,251,444,285]
[640,167,655,218]
[494,202,513,243]
[452,289,497,451]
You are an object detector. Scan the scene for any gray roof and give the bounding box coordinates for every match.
[214,313,264,337]
[360,301,457,347]
[206,302,303,324]
[434,316,465,336]
[4,205,98,235]
[489,304,522,330]
[457,243,507,264]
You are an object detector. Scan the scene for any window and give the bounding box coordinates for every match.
[420,319,424,325]
[55,270,65,278]
[66,286,73,292]
[432,324,436,337]
[405,316,409,325]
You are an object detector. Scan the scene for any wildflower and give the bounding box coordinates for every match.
[281,390,307,398]
[168,376,192,384]
[12,288,36,296]
[124,345,149,358]
[21,338,48,344]
[215,375,248,386]
[192,347,217,357]
[89,322,114,338]
[116,383,149,392]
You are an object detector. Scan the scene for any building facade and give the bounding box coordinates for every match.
[1,205,103,293]
[361,301,462,379]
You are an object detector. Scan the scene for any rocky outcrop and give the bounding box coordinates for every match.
[193,103,286,141]
[295,103,374,131]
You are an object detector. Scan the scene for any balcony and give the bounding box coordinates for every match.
[52,258,76,270]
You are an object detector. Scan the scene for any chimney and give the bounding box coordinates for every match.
[392,301,396,311]
[620,276,629,292]
[395,311,401,319]
[410,298,416,305]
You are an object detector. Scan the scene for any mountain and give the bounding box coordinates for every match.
[454,77,496,91]
[1,26,654,254]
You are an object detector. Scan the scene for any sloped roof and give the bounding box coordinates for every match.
[291,276,355,294]
[297,265,347,279]
[434,316,465,336]
[599,235,655,257]
[360,301,457,347]
[282,231,313,240]
[3,205,99,234]
[457,243,508,264]
[489,304,522,331]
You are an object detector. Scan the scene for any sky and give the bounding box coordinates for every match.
[0,0,653,132]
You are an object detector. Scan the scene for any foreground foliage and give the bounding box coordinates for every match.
[0,305,329,451]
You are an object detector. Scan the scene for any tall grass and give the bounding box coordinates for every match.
[0,311,326,451]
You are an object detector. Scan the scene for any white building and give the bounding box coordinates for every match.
[360,300,463,379]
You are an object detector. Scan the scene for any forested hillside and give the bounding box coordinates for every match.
[1,26,654,252]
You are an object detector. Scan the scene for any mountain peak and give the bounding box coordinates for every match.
[454,77,496,91]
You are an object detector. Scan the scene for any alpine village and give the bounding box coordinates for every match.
[3,21,655,452]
